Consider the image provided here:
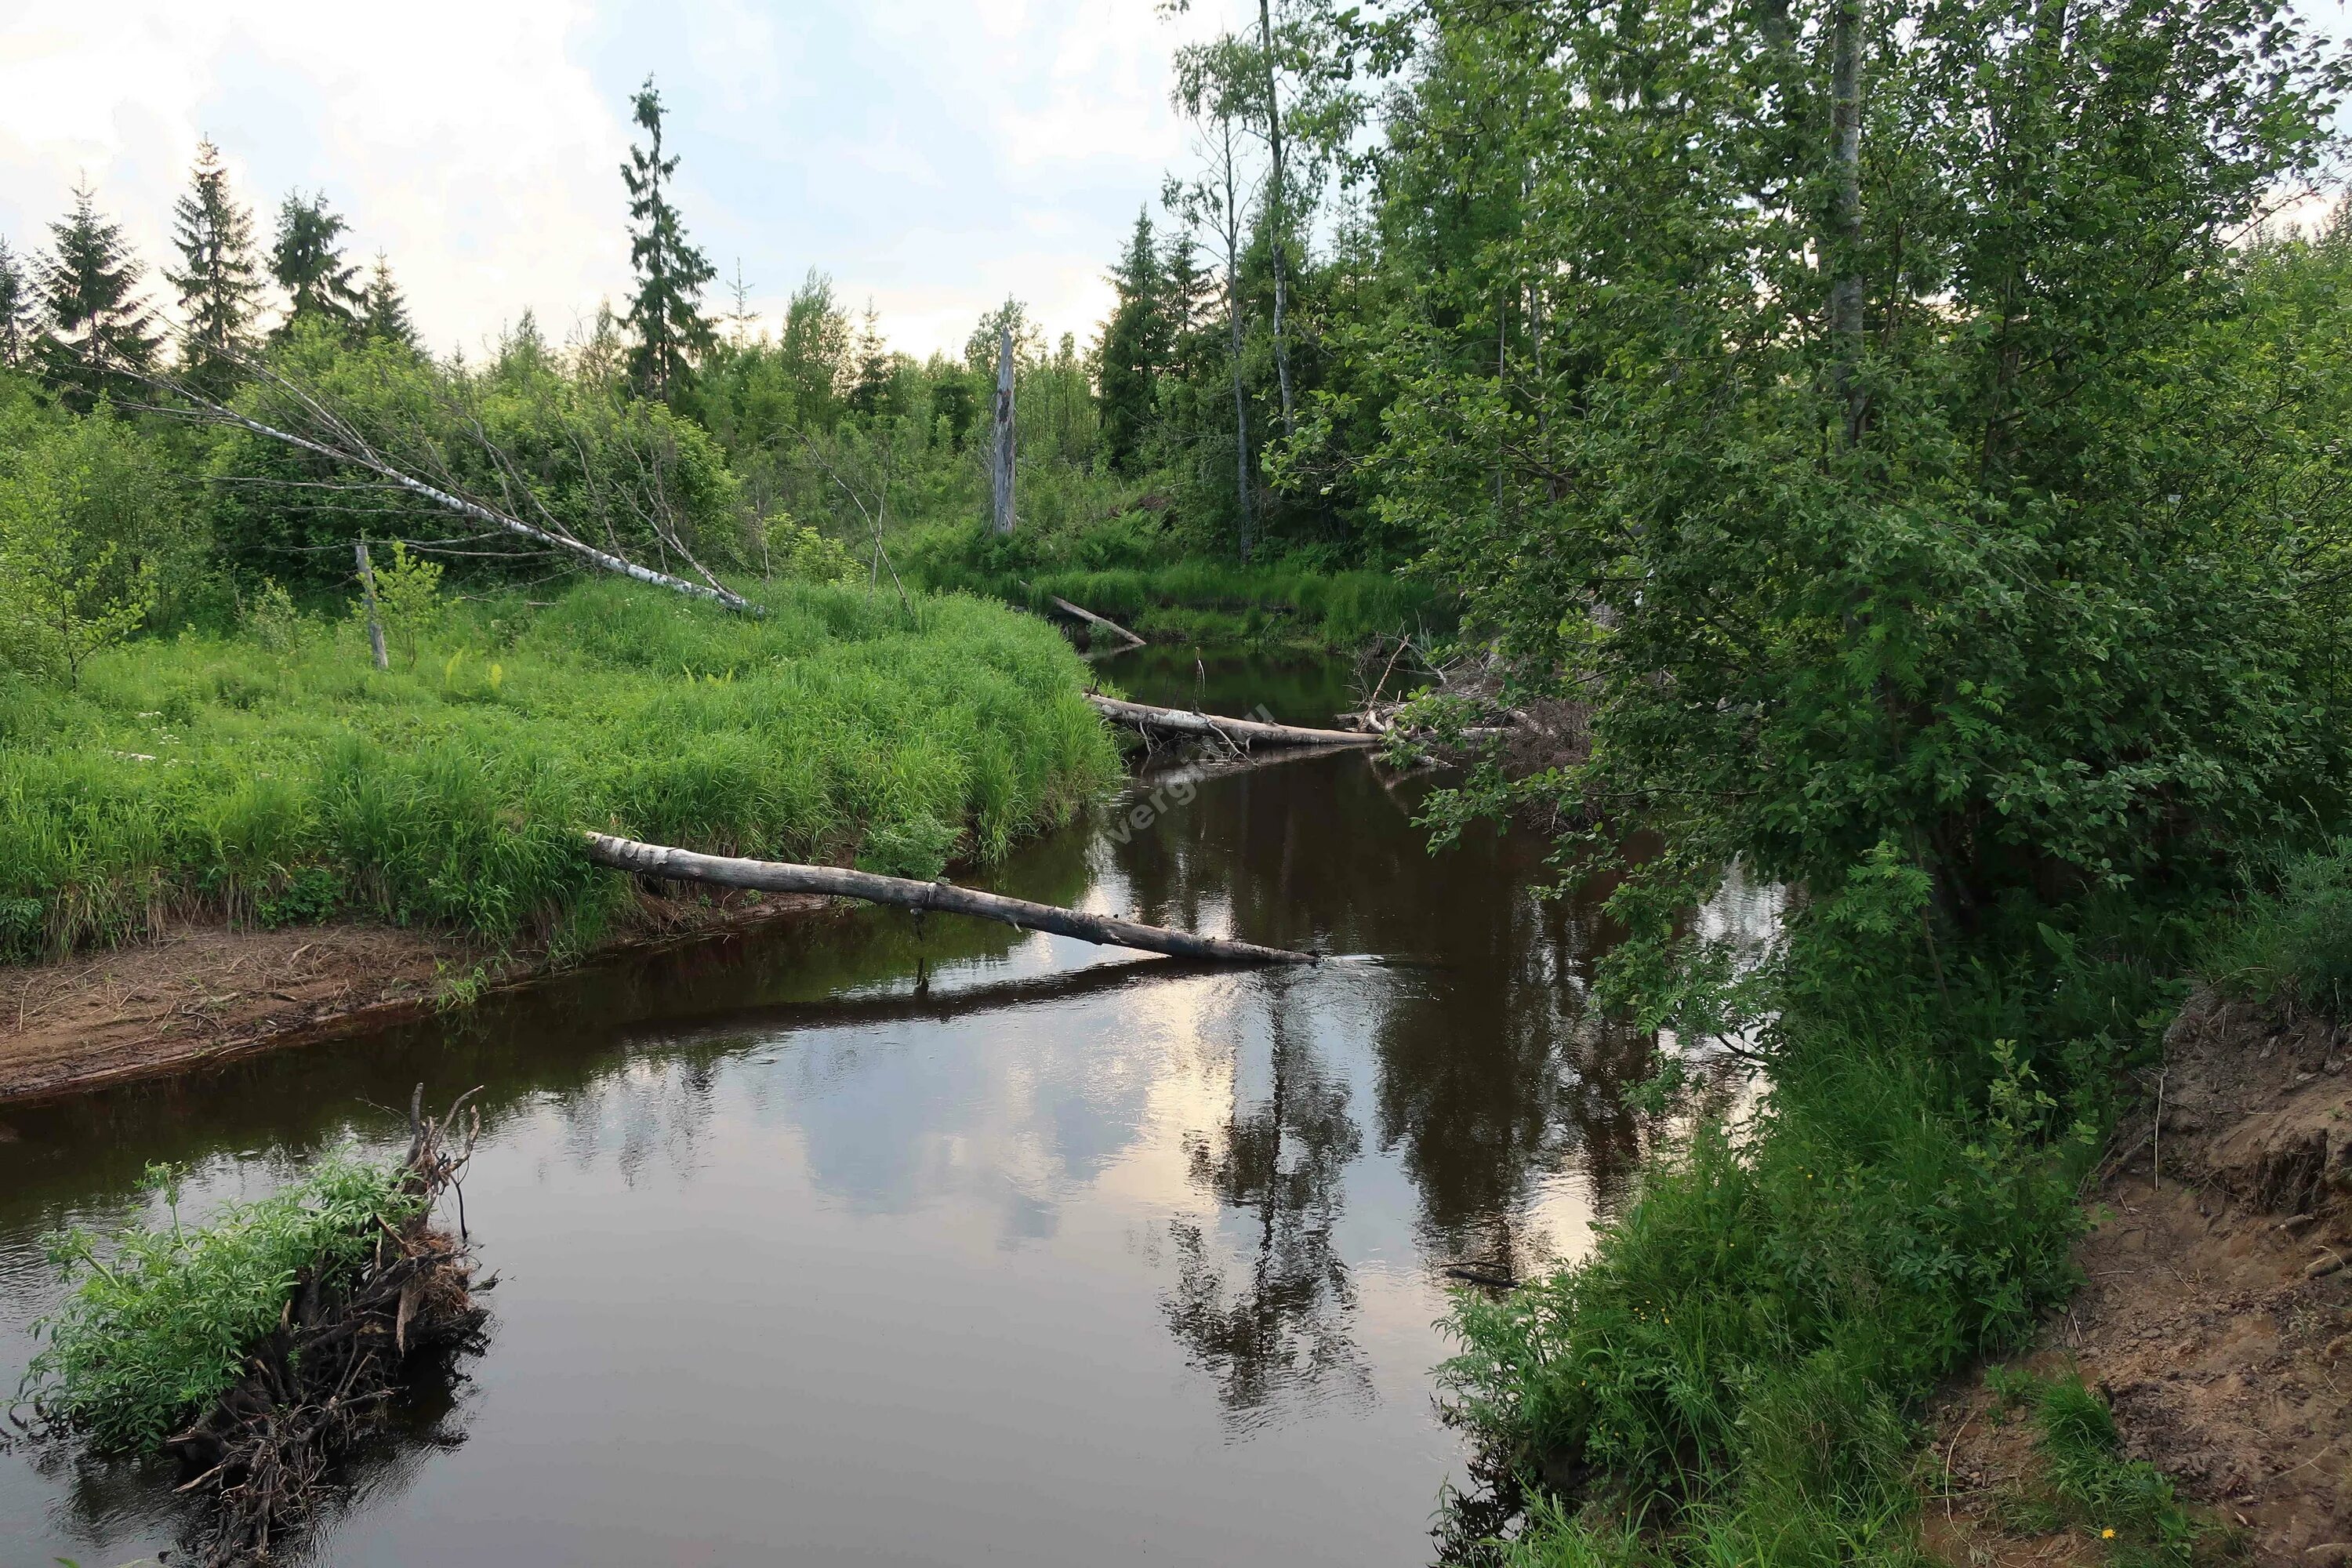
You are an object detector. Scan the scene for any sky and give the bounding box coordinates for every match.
[0,0,1240,362]
[9,2,2351,367]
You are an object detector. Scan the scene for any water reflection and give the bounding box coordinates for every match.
[1164,978,1370,1428]
[0,652,1777,1568]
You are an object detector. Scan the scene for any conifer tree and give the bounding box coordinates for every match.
[1097,209,1165,474]
[620,75,716,402]
[36,181,161,408]
[270,191,363,334]
[0,237,30,370]
[165,140,263,392]
[848,299,897,417]
[361,251,418,349]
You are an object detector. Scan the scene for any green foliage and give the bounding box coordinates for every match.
[1098,209,1171,474]
[756,514,861,585]
[268,190,363,335]
[1441,1022,2090,1562]
[34,180,162,409]
[21,1150,420,1453]
[620,76,717,402]
[0,574,1118,956]
[360,252,418,351]
[0,416,165,684]
[0,237,31,371]
[165,140,264,396]
[240,578,304,652]
[1975,1369,2202,1566]
[2204,838,2352,1018]
[1372,0,2352,968]
[253,864,342,927]
[366,539,442,668]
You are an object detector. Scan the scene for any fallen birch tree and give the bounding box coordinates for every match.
[1037,591,1145,650]
[583,833,1317,964]
[133,352,764,616]
[1085,693,1379,749]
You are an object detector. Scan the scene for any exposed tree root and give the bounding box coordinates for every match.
[165,1087,491,1567]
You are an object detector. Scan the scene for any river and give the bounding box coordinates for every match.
[0,650,1731,1566]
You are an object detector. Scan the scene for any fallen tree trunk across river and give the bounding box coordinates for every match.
[583,833,1317,965]
[1084,693,1380,749]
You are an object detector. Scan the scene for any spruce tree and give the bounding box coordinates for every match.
[35,181,161,408]
[1096,209,1164,474]
[1160,234,1209,358]
[620,75,716,403]
[0,236,30,370]
[165,140,263,393]
[848,299,897,417]
[270,191,363,334]
[361,252,419,349]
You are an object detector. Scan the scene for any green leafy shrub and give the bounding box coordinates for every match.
[22,1151,419,1452]
[365,539,443,670]
[254,866,343,928]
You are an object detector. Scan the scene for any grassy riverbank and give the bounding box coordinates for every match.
[1441,851,2352,1566]
[0,577,1119,962]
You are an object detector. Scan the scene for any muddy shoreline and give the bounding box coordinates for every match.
[0,888,833,1109]
[1929,990,2352,1567]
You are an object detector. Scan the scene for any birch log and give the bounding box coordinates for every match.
[584,833,1316,964]
[1046,593,1145,649]
[990,323,1016,536]
[1085,693,1379,749]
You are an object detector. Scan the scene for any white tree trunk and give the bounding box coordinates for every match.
[1086,693,1377,749]
[583,833,1316,964]
[354,541,390,670]
[991,323,1017,535]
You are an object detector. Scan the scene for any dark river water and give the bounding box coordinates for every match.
[0,651,1743,1567]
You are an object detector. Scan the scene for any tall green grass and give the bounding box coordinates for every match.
[1448,1037,2090,1568]
[2202,837,2352,1015]
[0,577,1120,960]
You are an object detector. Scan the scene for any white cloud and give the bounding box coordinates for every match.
[2,1,634,354]
[0,0,1254,361]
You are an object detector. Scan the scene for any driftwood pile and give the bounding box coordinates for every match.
[168,1087,490,1567]
[1342,639,1589,772]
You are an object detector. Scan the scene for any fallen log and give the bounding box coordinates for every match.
[1085,692,1379,749]
[1045,593,1146,649]
[583,833,1316,964]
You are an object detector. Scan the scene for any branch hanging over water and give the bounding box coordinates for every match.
[583,833,1318,964]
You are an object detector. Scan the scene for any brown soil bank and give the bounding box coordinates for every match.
[1931,989,2352,1568]
[0,888,825,1107]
